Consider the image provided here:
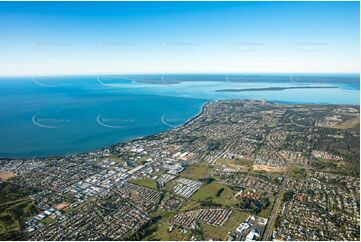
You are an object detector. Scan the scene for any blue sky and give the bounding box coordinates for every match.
[0,1,359,76]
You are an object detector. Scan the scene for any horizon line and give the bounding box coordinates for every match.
[0,72,359,78]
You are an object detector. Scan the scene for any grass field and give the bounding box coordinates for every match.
[191,182,236,206]
[0,183,36,240]
[146,206,248,241]
[109,155,122,162]
[250,168,285,178]
[129,178,158,190]
[145,173,250,241]
[142,209,191,241]
[215,158,252,171]
[202,210,249,240]
[333,116,360,129]
[134,155,151,166]
[180,163,213,180]
[144,220,192,241]
[180,200,202,212]
[258,194,276,218]
[40,216,55,225]
[288,163,307,179]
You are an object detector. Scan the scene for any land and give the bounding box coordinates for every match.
[110,74,359,86]
[215,86,337,92]
[0,172,16,181]
[0,100,359,241]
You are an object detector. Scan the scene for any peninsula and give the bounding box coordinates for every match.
[215,86,338,92]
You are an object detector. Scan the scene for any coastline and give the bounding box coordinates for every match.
[215,86,338,92]
[1,99,359,160]
[0,100,211,161]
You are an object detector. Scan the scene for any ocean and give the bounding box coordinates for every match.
[0,74,359,158]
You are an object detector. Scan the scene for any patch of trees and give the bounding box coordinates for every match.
[216,188,224,197]
[206,140,221,151]
[283,191,295,202]
[198,177,214,184]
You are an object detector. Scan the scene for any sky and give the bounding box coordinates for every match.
[0,1,359,76]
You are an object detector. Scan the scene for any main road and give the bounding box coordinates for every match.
[261,128,290,241]
[261,166,289,240]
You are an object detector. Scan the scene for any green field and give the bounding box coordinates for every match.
[40,216,55,225]
[144,207,248,241]
[202,210,249,240]
[144,221,192,241]
[288,163,308,179]
[250,168,285,178]
[142,175,249,241]
[0,183,37,240]
[180,163,213,180]
[180,200,202,212]
[142,209,191,241]
[311,158,355,176]
[129,178,158,190]
[191,182,236,206]
[333,116,360,129]
[257,194,276,218]
[109,155,122,162]
[215,158,252,171]
[134,155,151,166]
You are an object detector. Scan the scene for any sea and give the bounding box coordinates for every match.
[0,74,359,158]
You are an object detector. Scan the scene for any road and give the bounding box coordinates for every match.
[261,127,290,241]
[261,167,289,241]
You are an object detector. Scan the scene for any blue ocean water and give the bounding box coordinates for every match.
[0,74,359,158]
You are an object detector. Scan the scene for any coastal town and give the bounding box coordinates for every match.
[0,100,359,241]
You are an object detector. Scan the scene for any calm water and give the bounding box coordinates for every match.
[0,74,359,158]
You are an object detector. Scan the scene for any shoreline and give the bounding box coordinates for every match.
[215,86,338,92]
[0,100,211,161]
[1,99,359,160]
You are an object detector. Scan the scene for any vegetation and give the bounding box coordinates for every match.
[201,211,248,240]
[129,178,158,190]
[180,163,213,180]
[191,182,236,206]
[333,117,360,129]
[257,194,276,218]
[311,158,358,177]
[289,163,308,179]
[134,155,151,166]
[0,182,37,240]
[40,216,55,225]
[215,158,252,171]
[198,177,214,184]
[180,200,202,212]
[141,210,191,241]
[283,190,295,202]
[311,124,360,177]
[206,140,221,151]
[238,197,266,214]
[144,221,192,241]
[109,155,122,163]
[216,188,225,197]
